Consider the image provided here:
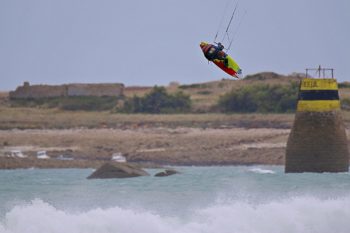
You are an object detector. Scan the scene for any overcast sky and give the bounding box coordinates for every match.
[1,0,349,91]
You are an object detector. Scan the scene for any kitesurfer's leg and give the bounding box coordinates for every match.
[224,58,228,67]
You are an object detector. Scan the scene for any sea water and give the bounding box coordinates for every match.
[1,166,350,233]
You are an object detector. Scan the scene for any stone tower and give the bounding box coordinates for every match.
[285,69,349,173]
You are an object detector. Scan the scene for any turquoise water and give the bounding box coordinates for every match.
[1,166,350,233]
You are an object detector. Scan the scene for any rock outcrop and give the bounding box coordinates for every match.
[87,162,149,179]
[154,169,179,177]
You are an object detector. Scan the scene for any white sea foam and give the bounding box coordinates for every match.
[248,167,276,174]
[1,197,350,233]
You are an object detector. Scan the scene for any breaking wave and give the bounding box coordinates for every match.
[248,167,276,174]
[1,197,350,233]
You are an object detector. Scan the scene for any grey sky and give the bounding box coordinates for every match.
[0,0,349,91]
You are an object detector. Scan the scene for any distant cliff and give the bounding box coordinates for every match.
[9,82,124,99]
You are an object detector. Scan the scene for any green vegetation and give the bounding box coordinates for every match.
[196,90,212,95]
[121,86,191,113]
[59,96,120,111]
[13,76,350,114]
[9,82,301,113]
[179,83,208,89]
[0,105,296,130]
[218,82,299,113]
[339,82,350,88]
[341,98,350,110]
[218,82,225,88]
[10,96,120,111]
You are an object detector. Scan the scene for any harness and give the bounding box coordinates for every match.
[203,45,227,61]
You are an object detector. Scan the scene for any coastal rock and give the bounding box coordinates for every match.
[87,162,149,179]
[154,169,179,177]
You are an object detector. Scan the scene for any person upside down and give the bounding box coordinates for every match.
[200,42,227,62]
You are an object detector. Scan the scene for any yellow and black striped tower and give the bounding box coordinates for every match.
[285,67,349,173]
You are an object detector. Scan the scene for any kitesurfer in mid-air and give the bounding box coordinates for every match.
[198,2,243,79]
[200,42,226,62]
[200,41,242,78]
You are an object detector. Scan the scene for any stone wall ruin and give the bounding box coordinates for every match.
[9,82,124,99]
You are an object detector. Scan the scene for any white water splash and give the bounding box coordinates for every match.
[1,197,350,233]
[248,167,276,174]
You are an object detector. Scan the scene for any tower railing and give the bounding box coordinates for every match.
[305,65,334,79]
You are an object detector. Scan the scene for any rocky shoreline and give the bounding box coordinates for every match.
[1,115,349,169]
[0,127,292,169]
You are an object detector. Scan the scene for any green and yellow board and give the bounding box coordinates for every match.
[212,54,241,79]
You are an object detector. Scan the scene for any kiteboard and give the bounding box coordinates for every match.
[213,54,241,79]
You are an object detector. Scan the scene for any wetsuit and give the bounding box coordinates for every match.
[203,44,226,61]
